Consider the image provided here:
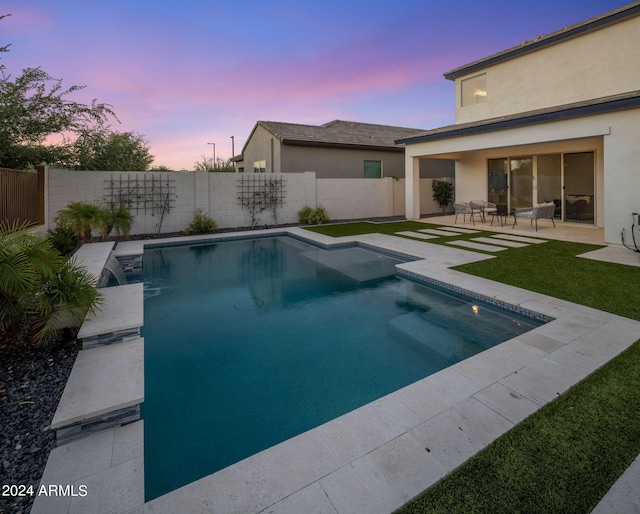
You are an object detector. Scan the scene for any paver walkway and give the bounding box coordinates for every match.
[395,229,548,255]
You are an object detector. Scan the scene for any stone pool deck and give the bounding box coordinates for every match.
[32,226,640,513]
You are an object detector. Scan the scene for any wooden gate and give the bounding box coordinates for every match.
[0,166,44,226]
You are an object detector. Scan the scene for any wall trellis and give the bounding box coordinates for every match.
[104,173,176,216]
[237,175,286,227]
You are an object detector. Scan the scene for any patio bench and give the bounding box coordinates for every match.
[512,202,556,231]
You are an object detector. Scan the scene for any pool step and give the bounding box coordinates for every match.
[78,283,144,349]
[50,337,144,445]
[388,312,481,364]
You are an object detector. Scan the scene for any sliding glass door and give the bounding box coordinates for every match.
[487,151,594,223]
[564,152,595,223]
[537,154,561,219]
[488,158,508,214]
[509,157,533,212]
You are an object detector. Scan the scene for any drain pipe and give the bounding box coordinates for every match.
[621,212,640,252]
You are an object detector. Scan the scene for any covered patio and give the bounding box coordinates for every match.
[399,92,640,247]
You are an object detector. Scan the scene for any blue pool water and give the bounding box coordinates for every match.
[141,236,542,500]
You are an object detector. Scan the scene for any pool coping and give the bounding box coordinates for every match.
[32,227,640,514]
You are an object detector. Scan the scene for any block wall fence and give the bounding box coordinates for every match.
[44,168,444,236]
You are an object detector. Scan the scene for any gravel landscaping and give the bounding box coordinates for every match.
[0,329,80,514]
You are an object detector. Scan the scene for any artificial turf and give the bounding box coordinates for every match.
[397,340,640,514]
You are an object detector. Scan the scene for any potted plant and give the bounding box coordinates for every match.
[432,180,454,213]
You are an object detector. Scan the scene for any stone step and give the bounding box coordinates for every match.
[78,283,144,349]
[418,228,462,236]
[51,338,144,444]
[435,226,481,234]
[395,231,439,240]
[446,240,508,252]
[471,237,528,248]
[490,234,548,244]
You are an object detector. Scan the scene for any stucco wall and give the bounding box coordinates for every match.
[45,169,438,236]
[603,109,640,240]
[454,15,640,124]
[242,125,281,172]
[243,128,453,179]
[281,145,406,178]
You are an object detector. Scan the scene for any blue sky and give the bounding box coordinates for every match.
[1,0,627,169]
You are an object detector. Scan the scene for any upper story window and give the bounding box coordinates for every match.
[461,73,487,106]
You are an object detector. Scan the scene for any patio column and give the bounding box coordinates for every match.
[405,155,420,220]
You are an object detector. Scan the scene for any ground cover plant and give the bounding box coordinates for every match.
[306,220,640,512]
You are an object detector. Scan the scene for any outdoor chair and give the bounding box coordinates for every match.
[470,200,497,223]
[512,202,556,231]
[481,200,498,220]
[454,202,477,225]
[469,201,483,222]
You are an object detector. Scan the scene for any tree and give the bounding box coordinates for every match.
[0,15,119,169]
[62,127,154,171]
[432,180,454,213]
[0,66,117,169]
[193,155,235,172]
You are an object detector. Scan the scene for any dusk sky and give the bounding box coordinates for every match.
[1,1,627,170]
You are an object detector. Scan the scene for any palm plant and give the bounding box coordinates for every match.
[95,202,134,241]
[31,257,101,340]
[0,221,101,343]
[55,202,102,244]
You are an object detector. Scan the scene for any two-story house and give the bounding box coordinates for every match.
[398,1,640,244]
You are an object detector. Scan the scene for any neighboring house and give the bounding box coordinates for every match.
[237,120,453,179]
[398,1,640,244]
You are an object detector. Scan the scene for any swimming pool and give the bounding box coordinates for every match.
[141,236,542,500]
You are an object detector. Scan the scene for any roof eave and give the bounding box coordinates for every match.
[396,94,640,145]
[282,139,404,152]
[444,3,640,80]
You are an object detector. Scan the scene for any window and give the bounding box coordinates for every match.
[461,74,487,106]
[364,160,382,178]
[253,160,266,173]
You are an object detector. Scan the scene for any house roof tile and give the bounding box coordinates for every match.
[255,120,425,150]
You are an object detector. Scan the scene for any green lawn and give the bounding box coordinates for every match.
[305,220,640,513]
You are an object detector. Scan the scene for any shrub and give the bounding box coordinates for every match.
[298,205,330,225]
[298,206,314,224]
[185,208,218,235]
[54,201,134,243]
[54,201,102,244]
[47,222,79,256]
[95,202,134,241]
[0,221,101,343]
